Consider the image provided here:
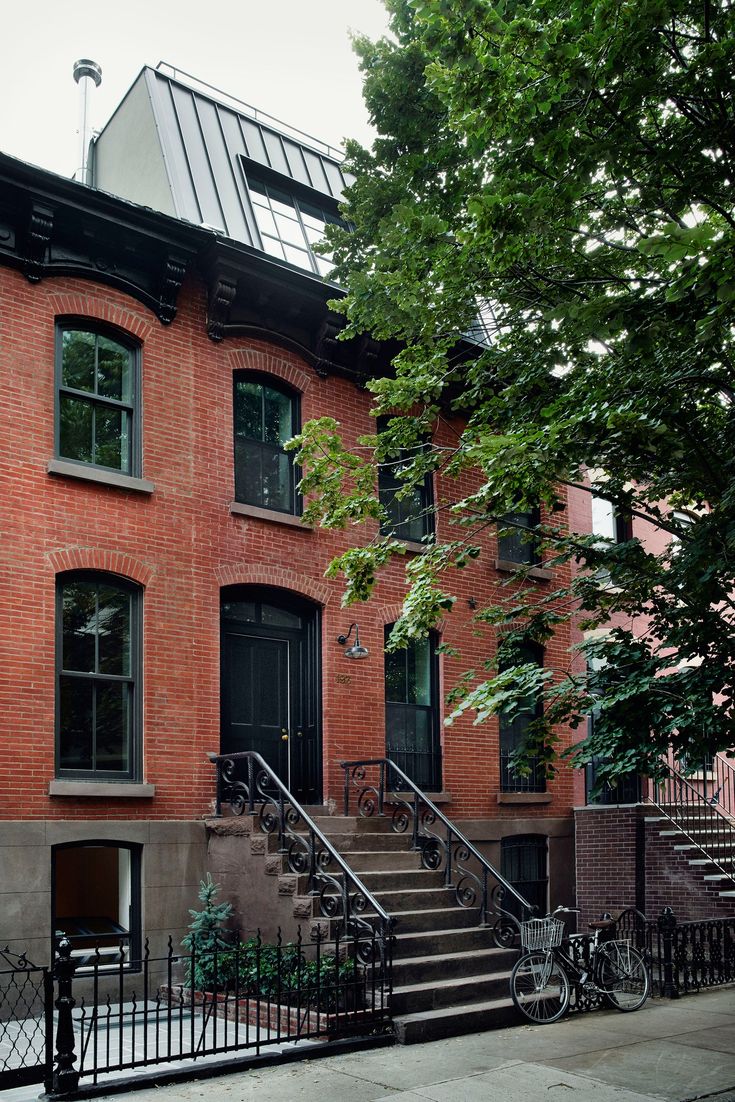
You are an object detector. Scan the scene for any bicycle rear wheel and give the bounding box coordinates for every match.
[511,951,571,1024]
[596,940,650,1011]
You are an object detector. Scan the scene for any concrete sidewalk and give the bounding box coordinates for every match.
[12,987,735,1102]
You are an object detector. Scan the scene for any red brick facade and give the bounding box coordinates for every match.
[1,264,576,825]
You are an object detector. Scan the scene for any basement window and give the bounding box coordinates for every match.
[52,843,141,968]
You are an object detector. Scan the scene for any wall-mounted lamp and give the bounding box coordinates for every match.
[337,623,369,660]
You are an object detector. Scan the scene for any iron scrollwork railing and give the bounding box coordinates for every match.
[340,758,535,946]
[649,764,735,888]
[208,752,394,957]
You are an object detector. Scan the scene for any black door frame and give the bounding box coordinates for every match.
[220,585,322,804]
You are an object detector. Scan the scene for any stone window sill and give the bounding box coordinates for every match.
[497,791,552,805]
[229,501,312,529]
[49,780,155,798]
[495,559,552,582]
[48,459,155,495]
[388,791,451,805]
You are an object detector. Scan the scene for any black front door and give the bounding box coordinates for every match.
[221,587,321,803]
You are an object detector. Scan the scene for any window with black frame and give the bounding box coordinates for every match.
[57,574,140,780]
[56,326,139,475]
[497,508,541,566]
[584,656,640,804]
[498,643,546,793]
[377,420,434,543]
[501,835,548,919]
[384,627,441,790]
[233,374,299,514]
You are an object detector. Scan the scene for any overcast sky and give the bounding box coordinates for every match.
[1,0,391,178]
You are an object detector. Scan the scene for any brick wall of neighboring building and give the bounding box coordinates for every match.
[1,264,576,825]
[576,805,735,925]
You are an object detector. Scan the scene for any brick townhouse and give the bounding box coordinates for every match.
[0,63,582,968]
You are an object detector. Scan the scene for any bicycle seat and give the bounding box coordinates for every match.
[588,918,615,930]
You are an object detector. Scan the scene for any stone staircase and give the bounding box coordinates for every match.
[271,811,520,1043]
[645,793,735,912]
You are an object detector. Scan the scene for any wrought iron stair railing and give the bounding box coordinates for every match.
[208,752,394,955]
[341,757,535,946]
[648,764,735,889]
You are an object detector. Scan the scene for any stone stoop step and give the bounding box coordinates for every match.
[309,813,524,1042]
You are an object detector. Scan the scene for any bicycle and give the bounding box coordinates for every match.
[510,906,650,1024]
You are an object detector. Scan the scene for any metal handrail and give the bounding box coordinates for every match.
[340,757,534,944]
[648,764,735,887]
[208,752,393,943]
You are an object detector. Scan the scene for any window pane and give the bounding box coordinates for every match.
[62,581,97,672]
[62,331,95,392]
[263,386,293,445]
[234,437,264,505]
[268,188,297,218]
[273,212,306,248]
[234,380,263,440]
[221,600,257,623]
[261,605,301,628]
[384,647,406,703]
[97,337,132,402]
[59,396,93,463]
[95,682,129,772]
[498,511,537,564]
[282,244,312,269]
[97,585,131,676]
[385,704,408,749]
[407,638,431,706]
[59,676,94,770]
[252,205,278,237]
[261,236,286,260]
[261,448,292,511]
[94,406,126,471]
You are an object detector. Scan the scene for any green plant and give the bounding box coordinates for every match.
[181,875,235,991]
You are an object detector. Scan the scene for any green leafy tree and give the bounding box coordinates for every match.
[291,0,735,783]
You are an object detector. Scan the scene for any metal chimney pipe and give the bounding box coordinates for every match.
[72,59,102,184]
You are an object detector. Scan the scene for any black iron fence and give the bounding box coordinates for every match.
[651,908,735,997]
[1,925,390,1098]
[0,948,52,1091]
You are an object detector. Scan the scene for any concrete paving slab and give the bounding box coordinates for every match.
[546,1036,735,1101]
[669,1023,735,1053]
[322,1042,519,1091]
[403,1062,666,1102]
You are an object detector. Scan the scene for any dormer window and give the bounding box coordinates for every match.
[247,176,339,278]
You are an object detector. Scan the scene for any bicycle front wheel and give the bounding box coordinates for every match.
[511,951,571,1024]
[596,940,650,1011]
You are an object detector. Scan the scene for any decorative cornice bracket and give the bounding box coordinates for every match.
[157,253,188,324]
[314,309,345,377]
[207,273,238,342]
[23,202,54,283]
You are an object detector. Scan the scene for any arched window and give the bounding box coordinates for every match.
[56,324,140,475]
[56,573,141,780]
[233,373,300,514]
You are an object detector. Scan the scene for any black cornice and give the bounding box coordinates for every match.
[0,153,458,386]
[0,153,207,325]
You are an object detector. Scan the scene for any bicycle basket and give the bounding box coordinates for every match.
[519,917,565,951]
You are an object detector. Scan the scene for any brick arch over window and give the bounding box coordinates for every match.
[47,293,153,342]
[225,348,311,395]
[378,605,447,635]
[46,548,154,588]
[216,564,330,606]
